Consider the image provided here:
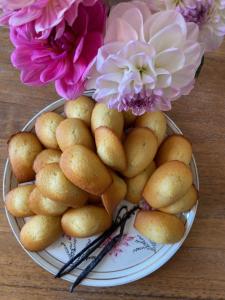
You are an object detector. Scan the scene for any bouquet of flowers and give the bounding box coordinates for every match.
[0,0,224,115]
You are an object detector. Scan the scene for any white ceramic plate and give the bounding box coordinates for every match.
[2,93,199,287]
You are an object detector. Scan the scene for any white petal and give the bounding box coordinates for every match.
[144,10,187,42]
[183,42,203,67]
[155,48,185,73]
[149,24,184,52]
[97,73,122,85]
[155,68,172,88]
[186,22,199,42]
[122,8,145,41]
[96,42,125,71]
[131,1,152,21]
[105,18,138,43]
[109,2,137,19]
[171,66,195,89]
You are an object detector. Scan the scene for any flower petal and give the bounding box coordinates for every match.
[55,78,84,99]
[105,18,138,43]
[155,48,185,73]
[149,23,184,52]
[40,59,68,83]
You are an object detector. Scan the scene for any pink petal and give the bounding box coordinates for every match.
[35,0,75,32]
[40,59,68,83]
[11,47,32,68]
[20,66,45,86]
[55,20,66,39]
[9,7,41,27]
[55,78,84,99]
[82,32,103,64]
[64,1,79,26]
[0,10,13,26]
[73,36,84,63]
[86,0,106,32]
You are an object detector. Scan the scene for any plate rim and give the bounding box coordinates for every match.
[2,96,199,287]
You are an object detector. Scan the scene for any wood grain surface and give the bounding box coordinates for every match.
[0,24,225,300]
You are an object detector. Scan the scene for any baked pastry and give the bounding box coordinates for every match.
[159,185,198,214]
[91,103,124,138]
[56,118,95,152]
[134,210,185,244]
[36,162,88,207]
[8,132,43,182]
[61,206,112,238]
[5,184,35,217]
[123,127,158,178]
[156,134,192,166]
[143,160,193,208]
[123,110,137,127]
[33,149,61,173]
[20,215,62,251]
[135,112,167,145]
[60,145,112,195]
[64,96,95,127]
[102,171,127,216]
[126,161,156,204]
[29,187,68,216]
[95,126,127,172]
[35,112,64,149]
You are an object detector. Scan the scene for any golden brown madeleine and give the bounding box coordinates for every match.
[95,126,127,172]
[91,103,124,138]
[35,112,64,149]
[61,206,112,238]
[29,187,68,216]
[5,184,35,217]
[123,110,137,127]
[135,112,167,145]
[64,96,95,127]
[156,134,192,166]
[102,171,127,216]
[8,132,43,182]
[60,145,112,195]
[126,161,156,204]
[20,215,62,251]
[122,127,158,178]
[56,118,95,152]
[134,211,185,244]
[36,163,88,207]
[159,185,198,214]
[143,161,193,208]
[33,149,61,173]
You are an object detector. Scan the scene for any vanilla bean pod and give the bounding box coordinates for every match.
[55,205,139,279]
[70,220,127,293]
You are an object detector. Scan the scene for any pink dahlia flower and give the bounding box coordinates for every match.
[0,0,97,35]
[0,0,35,10]
[87,1,203,115]
[151,0,225,52]
[10,0,106,99]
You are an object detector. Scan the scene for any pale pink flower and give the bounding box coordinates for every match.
[10,0,107,99]
[0,0,97,36]
[87,1,203,115]
[151,0,225,51]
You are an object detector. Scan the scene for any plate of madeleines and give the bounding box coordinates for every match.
[3,91,199,287]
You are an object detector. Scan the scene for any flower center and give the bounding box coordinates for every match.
[177,1,212,25]
[48,25,76,53]
[118,91,164,115]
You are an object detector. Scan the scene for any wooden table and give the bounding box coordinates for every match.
[0,25,225,300]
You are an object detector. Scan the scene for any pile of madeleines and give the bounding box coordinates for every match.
[5,96,198,252]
